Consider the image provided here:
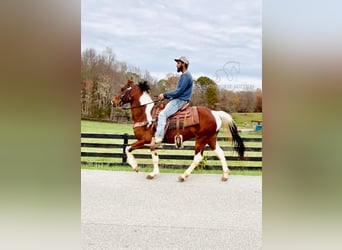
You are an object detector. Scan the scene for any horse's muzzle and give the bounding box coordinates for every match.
[111,97,121,107]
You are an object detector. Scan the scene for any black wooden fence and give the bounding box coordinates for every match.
[81,133,262,170]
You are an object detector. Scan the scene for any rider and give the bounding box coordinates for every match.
[151,56,193,148]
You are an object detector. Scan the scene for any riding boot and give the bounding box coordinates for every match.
[150,136,163,149]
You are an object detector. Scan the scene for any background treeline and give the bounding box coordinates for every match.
[81,48,262,122]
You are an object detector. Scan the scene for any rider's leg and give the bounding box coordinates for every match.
[154,99,187,144]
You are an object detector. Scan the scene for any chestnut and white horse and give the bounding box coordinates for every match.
[112,80,245,182]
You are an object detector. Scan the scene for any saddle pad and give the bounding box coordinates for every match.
[166,106,199,130]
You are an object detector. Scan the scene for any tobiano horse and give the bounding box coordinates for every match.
[111,80,245,182]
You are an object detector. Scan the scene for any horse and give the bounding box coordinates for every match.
[111,80,245,182]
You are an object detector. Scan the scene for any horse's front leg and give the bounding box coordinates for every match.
[125,140,145,172]
[146,149,159,179]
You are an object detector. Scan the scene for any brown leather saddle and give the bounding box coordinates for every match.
[152,102,199,131]
[166,106,199,130]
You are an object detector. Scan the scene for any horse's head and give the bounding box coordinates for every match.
[112,80,152,107]
[111,80,136,107]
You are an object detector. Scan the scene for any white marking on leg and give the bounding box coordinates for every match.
[139,91,154,124]
[125,146,137,169]
[150,150,159,176]
[182,152,203,178]
[214,143,229,173]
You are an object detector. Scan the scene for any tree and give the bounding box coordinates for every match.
[194,76,219,109]
[81,48,126,119]
[165,73,179,91]
[155,74,179,98]
[255,88,262,112]
[218,89,239,113]
[206,84,219,109]
[156,79,168,93]
[236,91,256,112]
[81,47,161,120]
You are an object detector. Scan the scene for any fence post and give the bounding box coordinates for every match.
[122,133,128,164]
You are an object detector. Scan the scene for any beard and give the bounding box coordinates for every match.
[177,65,182,72]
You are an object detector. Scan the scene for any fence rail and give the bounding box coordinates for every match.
[81,133,262,170]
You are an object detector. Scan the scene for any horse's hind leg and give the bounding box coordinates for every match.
[178,139,205,182]
[208,140,230,181]
[215,143,230,181]
[178,151,203,182]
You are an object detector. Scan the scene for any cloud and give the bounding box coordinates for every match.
[82,0,262,87]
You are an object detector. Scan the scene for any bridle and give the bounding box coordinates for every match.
[119,86,133,106]
[118,85,158,109]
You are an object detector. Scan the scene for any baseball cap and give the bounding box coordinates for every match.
[174,56,189,65]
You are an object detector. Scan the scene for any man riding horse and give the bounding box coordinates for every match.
[151,56,193,148]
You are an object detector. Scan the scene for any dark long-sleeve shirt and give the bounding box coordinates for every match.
[164,71,193,101]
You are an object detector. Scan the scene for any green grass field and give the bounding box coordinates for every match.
[231,112,262,128]
[81,120,130,133]
[81,113,262,175]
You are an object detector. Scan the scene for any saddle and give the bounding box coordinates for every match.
[152,102,199,131]
[151,102,199,148]
[166,106,199,130]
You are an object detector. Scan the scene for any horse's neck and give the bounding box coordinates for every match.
[130,91,153,123]
[130,100,145,123]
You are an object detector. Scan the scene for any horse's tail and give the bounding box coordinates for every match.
[215,111,245,158]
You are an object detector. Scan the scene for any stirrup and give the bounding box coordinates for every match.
[174,134,183,149]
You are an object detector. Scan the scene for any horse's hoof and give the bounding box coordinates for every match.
[133,167,139,173]
[221,172,230,181]
[221,176,228,182]
[146,174,154,179]
[178,176,185,182]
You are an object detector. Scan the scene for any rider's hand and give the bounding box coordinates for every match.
[158,93,164,100]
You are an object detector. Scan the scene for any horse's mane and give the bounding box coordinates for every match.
[138,80,150,93]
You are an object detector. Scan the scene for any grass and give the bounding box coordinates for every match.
[81,119,130,134]
[231,112,262,128]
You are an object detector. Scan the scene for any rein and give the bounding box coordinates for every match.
[121,100,159,110]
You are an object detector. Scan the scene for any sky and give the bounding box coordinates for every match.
[81,0,262,90]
